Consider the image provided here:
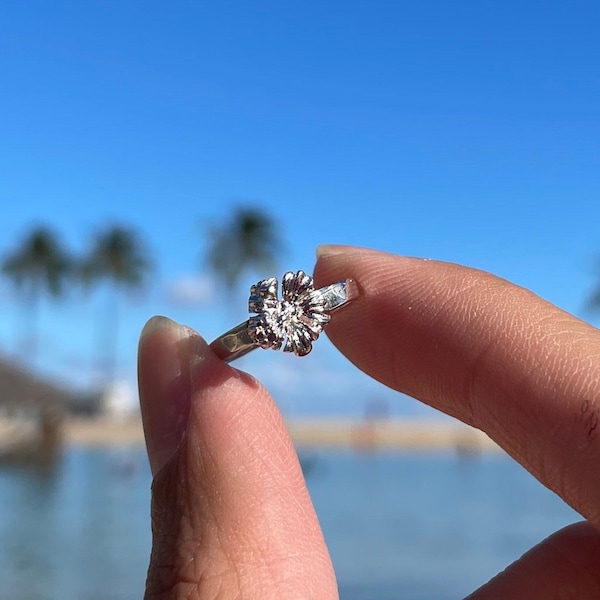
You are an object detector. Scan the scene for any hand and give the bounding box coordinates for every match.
[138,246,600,599]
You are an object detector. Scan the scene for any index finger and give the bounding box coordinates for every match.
[314,246,600,527]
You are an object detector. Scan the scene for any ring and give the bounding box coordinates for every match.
[209,270,356,363]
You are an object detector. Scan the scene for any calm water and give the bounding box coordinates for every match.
[0,448,579,600]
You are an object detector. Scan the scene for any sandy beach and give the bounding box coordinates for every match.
[62,416,500,453]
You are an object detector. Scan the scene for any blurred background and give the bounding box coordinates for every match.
[0,1,598,598]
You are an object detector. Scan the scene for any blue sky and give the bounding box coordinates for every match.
[1,1,599,416]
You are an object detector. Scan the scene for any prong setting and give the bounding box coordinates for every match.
[247,270,331,356]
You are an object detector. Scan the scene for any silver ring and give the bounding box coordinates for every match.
[210,270,356,363]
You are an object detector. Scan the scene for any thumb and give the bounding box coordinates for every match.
[138,316,338,600]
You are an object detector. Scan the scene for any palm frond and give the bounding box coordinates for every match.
[206,206,282,289]
[1,226,72,297]
[83,225,151,290]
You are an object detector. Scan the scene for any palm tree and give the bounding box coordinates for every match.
[1,226,72,361]
[82,224,151,383]
[206,206,283,290]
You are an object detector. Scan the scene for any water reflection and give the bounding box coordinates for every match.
[0,449,580,600]
[0,449,151,600]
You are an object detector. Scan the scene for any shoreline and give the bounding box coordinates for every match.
[63,416,500,453]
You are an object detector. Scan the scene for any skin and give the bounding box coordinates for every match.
[137,245,600,599]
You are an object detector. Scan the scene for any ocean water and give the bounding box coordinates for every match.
[0,448,579,600]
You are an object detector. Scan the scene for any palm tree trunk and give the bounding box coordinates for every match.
[21,287,40,367]
[94,289,120,388]
[104,291,120,385]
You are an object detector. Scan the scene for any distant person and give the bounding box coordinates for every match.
[138,246,600,599]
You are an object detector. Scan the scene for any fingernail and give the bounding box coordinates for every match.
[138,316,193,476]
[316,244,353,258]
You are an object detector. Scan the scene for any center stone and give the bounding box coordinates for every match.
[275,300,303,332]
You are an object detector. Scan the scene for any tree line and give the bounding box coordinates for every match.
[0,206,282,382]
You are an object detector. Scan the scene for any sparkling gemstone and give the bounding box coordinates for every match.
[247,270,329,356]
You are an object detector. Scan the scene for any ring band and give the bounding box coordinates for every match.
[210,270,356,363]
